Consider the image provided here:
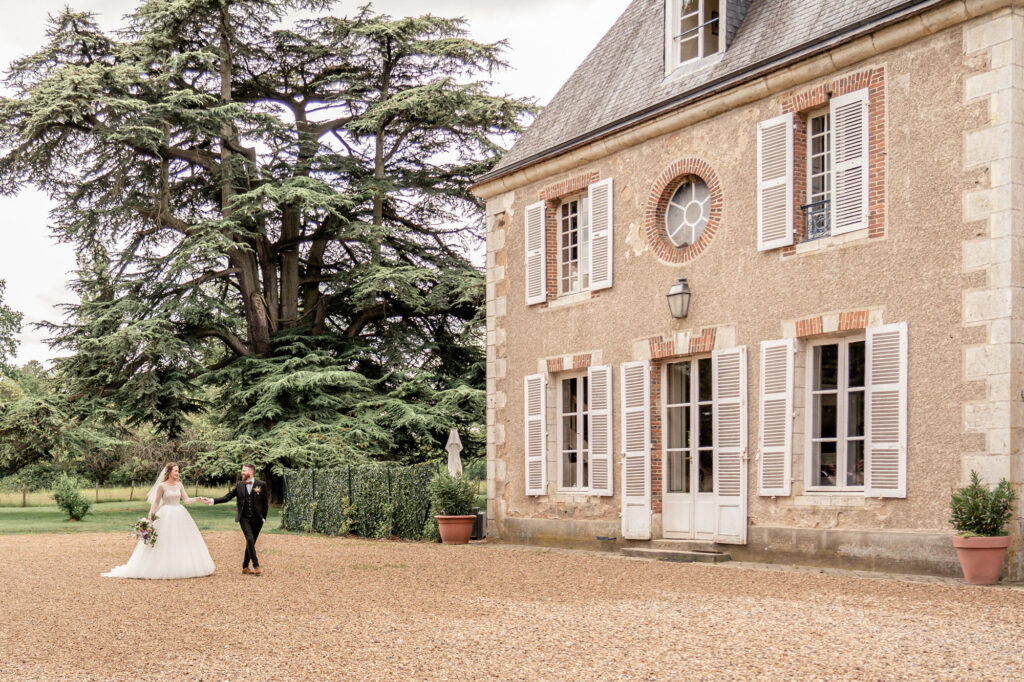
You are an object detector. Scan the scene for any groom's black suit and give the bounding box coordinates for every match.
[213,479,269,569]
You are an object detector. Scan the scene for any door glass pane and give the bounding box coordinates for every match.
[848,390,864,438]
[815,344,839,390]
[698,449,714,492]
[813,441,838,487]
[848,341,866,388]
[698,358,712,402]
[814,393,837,439]
[668,362,690,404]
[667,406,685,450]
[698,404,712,448]
[846,440,865,487]
[667,450,690,493]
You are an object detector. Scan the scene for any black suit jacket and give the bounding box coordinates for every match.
[213,479,269,523]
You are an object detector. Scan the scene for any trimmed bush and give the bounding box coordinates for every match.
[428,470,477,516]
[950,470,1016,537]
[51,473,92,521]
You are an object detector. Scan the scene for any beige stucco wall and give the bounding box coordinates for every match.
[481,5,1024,575]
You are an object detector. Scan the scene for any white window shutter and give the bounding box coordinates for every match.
[588,178,614,292]
[524,201,547,305]
[830,89,870,235]
[713,346,747,544]
[865,323,907,498]
[524,373,547,496]
[620,361,651,539]
[759,339,794,497]
[587,365,613,496]
[757,113,794,251]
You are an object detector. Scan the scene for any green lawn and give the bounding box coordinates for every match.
[0,499,282,535]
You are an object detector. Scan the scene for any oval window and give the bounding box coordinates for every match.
[665,178,711,247]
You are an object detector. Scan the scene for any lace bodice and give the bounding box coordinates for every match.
[159,484,182,506]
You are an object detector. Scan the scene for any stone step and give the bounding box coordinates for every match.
[649,539,720,553]
[620,547,732,563]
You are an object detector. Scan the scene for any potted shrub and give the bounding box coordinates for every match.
[949,470,1017,585]
[428,470,478,545]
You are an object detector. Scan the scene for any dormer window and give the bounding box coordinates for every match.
[667,1,724,72]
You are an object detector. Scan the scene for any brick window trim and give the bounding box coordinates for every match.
[546,354,593,374]
[795,310,870,338]
[781,67,886,256]
[647,328,717,360]
[538,171,601,304]
[644,159,724,264]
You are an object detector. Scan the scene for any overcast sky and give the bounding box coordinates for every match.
[0,0,627,366]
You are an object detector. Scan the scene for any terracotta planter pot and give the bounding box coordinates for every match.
[952,535,1011,585]
[436,515,476,545]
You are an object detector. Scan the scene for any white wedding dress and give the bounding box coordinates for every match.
[103,483,215,579]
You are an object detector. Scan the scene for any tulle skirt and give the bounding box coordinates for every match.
[102,504,215,579]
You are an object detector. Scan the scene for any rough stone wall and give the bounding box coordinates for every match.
[961,6,1024,579]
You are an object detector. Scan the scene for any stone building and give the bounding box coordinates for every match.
[472,0,1024,578]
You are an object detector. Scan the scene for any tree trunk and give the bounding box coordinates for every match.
[129,481,134,501]
[95,480,100,503]
[22,484,26,507]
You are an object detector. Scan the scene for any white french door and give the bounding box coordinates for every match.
[662,357,716,539]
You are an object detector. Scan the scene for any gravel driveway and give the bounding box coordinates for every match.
[1,531,1022,680]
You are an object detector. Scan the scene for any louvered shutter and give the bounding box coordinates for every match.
[713,347,747,544]
[587,365,613,496]
[865,323,907,498]
[757,113,794,251]
[620,361,651,539]
[524,201,547,305]
[524,373,547,496]
[830,89,870,235]
[588,178,614,292]
[759,339,794,497]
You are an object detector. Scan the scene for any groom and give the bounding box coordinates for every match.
[208,464,269,575]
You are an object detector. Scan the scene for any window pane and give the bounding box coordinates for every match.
[679,36,698,63]
[582,450,589,489]
[813,441,838,487]
[848,390,865,438]
[668,362,690,404]
[848,341,866,388]
[846,440,865,486]
[698,449,714,492]
[814,344,839,390]
[814,392,837,439]
[703,1,720,56]
[563,415,577,448]
[562,378,575,412]
[698,357,712,402]
[667,449,690,493]
[667,406,685,450]
[698,404,713,448]
[562,449,577,488]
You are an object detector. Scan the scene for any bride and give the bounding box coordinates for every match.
[103,462,215,579]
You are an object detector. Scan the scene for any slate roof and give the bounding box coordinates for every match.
[484,0,944,181]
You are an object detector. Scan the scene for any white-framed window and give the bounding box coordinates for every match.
[807,109,831,205]
[558,196,590,295]
[558,373,590,490]
[805,336,866,492]
[666,0,723,72]
[665,177,711,247]
[664,357,715,494]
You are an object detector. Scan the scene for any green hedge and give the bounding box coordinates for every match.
[282,462,443,540]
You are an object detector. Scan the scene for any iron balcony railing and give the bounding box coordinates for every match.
[801,199,831,241]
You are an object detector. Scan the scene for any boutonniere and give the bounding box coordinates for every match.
[253,486,262,494]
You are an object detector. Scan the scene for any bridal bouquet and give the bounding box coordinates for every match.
[133,517,158,547]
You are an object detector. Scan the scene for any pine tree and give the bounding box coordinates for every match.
[0,280,22,374]
[0,1,531,472]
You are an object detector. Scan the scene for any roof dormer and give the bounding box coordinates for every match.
[665,0,752,74]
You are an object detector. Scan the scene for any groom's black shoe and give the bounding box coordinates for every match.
[242,567,253,575]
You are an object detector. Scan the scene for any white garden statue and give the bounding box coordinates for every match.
[445,428,463,476]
